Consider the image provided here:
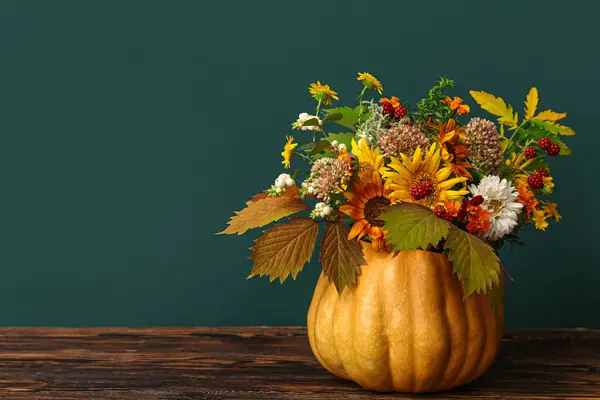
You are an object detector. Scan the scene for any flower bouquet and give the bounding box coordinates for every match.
[220,73,574,393]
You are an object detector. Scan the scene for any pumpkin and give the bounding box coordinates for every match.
[307,244,504,393]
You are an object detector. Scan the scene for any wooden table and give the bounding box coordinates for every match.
[0,328,597,399]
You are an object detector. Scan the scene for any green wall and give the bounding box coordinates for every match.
[0,0,597,327]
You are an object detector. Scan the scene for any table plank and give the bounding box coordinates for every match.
[0,327,598,399]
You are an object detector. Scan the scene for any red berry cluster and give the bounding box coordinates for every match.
[395,104,407,118]
[410,181,434,200]
[434,205,446,217]
[524,146,537,159]
[527,167,550,190]
[381,102,395,118]
[381,100,407,120]
[538,137,560,156]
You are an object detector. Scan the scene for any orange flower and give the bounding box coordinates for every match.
[466,206,491,233]
[379,96,400,109]
[443,199,462,218]
[516,184,538,220]
[339,172,392,252]
[429,119,473,180]
[441,96,470,115]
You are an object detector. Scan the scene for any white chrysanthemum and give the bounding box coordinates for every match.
[468,175,523,241]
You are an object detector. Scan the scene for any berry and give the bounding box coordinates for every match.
[394,104,407,119]
[421,181,434,196]
[381,102,395,118]
[410,182,434,200]
[527,174,544,189]
[445,214,455,222]
[538,137,552,150]
[547,142,560,156]
[410,184,425,200]
[434,205,446,218]
[535,168,549,177]
[524,146,537,159]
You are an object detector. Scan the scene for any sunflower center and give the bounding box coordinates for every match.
[364,196,391,227]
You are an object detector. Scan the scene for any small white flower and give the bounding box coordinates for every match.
[274,178,286,188]
[285,177,295,187]
[299,112,309,120]
[275,187,283,194]
[315,202,325,210]
[307,186,315,194]
[331,140,338,147]
[338,143,347,151]
[322,206,332,216]
[469,175,523,241]
[301,181,308,188]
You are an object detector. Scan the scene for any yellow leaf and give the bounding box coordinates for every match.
[556,124,576,136]
[219,187,309,235]
[534,110,567,122]
[469,90,519,129]
[248,217,319,283]
[524,87,538,120]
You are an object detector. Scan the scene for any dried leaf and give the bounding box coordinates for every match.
[320,222,365,294]
[248,218,319,283]
[219,187,308,235]
[524,87,538,120]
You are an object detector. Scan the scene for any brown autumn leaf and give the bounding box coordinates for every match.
[248,217,319,283]
[320,222,365,294]
[219,187,309,235]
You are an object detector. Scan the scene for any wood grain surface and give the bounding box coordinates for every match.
[0,327,597,399]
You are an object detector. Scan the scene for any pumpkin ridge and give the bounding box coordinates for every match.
[436,256,468,389]
[376,258,394,389]
[313,279,338,376]
[406,252,416,392]
[427,254,453,391]
[470,294,488,381]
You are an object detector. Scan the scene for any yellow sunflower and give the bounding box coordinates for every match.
[351,137,386,183]
[383,144,468,207]
[357,72,383,94]
[281,135,297,169]
[308,81,339,105]
[339,172,392,252]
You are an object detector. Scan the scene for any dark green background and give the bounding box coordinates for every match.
[0,1,597,327]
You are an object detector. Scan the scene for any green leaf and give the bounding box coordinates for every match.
[323,112,342,122]
[529,119,560,135]
[488,275,505,312]
[320,222,365,294]
[310,140,331,155]
[327,133,354,149]
[554,136,572,156]
[444,225,500,297]
[323,107,359,131]
[248,218,319,283]
[302,117,321,127]
[381,203,450,251]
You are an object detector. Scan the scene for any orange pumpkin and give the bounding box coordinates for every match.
[307,243,504,393]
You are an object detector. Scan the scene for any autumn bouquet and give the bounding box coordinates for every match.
[220,72,573,306]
